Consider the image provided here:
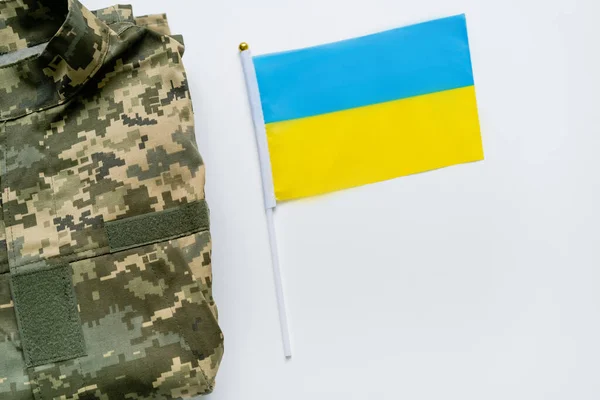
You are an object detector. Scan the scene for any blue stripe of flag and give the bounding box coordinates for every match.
[254,14,475,124]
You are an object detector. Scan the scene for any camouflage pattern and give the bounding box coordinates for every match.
[0,1,223,398]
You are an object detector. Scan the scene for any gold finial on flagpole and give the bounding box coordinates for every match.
[239,42,249,52]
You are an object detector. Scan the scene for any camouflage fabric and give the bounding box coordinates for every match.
[0,1,224,399]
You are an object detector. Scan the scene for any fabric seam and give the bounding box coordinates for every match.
[8,244,110,273]
[0,51,42,68]
[5,227,209,274]
[115,22,136,35]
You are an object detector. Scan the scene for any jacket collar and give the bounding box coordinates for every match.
[0,0,110,120]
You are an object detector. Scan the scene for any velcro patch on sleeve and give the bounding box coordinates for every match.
[106,200,210,252]
[10,264,86,367]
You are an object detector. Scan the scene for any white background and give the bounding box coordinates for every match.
[87,0,600,398]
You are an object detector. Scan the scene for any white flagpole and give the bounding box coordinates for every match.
[239,42,292,358]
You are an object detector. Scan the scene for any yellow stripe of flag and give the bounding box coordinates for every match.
[267,86,483,200]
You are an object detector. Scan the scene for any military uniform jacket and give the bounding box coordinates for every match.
[0,0,224,398]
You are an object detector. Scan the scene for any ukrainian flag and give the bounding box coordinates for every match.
[252,14,483,201]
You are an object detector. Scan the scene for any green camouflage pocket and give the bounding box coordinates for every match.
[28,229,223,400]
